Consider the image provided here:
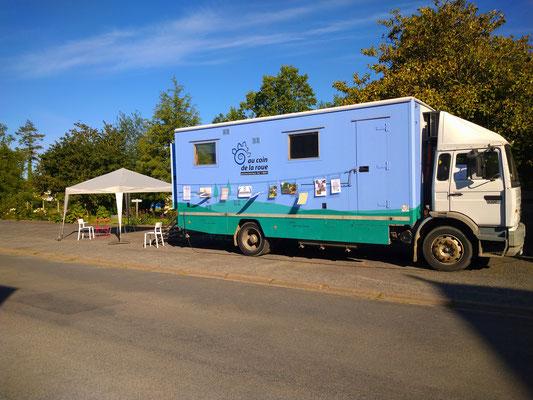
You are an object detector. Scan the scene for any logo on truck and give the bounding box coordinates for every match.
[232,141,251,165]
[232,140,269,175]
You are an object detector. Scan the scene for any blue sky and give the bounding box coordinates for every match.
[1,0,531,149]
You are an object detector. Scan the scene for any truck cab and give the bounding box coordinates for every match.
[418,111,525,271]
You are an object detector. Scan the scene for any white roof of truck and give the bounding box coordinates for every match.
[174,96,433,133]
[438,112,508,150]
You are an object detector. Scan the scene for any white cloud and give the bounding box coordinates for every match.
[8,1,382,77]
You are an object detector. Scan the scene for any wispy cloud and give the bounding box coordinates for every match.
[7,1,383,77]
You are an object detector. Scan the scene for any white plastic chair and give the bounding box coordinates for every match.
[144,222,165,248]
[77,218,95,240]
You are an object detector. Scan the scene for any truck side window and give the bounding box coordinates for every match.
[289,132,319,159]
[437,153,450,181]
[455,151,500,181]
[194,142,216,165]
[455,153,469,181]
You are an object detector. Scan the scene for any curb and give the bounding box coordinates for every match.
[1,247,532,318]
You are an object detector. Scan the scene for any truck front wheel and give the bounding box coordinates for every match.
[237,222,270,256]
[422,226,472,271]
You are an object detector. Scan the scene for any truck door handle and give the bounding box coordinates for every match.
[359,166,369,173]
[448,192,463,197]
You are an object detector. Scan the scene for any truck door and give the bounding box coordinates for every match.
[449,149,504,226]
[356,118,389,212]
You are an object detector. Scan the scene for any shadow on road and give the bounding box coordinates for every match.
[411,276,533,397]
[167,231,497,270]
[0,284,17,307]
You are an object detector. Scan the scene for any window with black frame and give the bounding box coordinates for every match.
[288,131,319,159]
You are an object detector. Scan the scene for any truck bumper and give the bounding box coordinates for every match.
[506,222,526,257]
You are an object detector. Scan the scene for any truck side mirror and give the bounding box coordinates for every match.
[467,156,485,179]
[466,149,479,159]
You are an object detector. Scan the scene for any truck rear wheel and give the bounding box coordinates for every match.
[237,222,270,256]
[422,226,472,271]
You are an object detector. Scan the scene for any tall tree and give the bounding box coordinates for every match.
[115,111,148,166]
[0,123,13,145]
[0,123,26,213]
[333,0,533,187]
[213,65,317,122]
[15,120,45,179]
[136,78,200,180]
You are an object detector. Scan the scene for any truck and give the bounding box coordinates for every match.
[170,97,525,271]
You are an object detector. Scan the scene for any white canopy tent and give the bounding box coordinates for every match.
[59,168,172,241]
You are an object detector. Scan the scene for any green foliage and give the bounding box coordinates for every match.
[333,0,533,187]
[35,121,138,212]
[0,123,30,217]
[96,205,110,219]
[212,107,247,123]
[15,120,44,179]
[66,202,86,223]
[213,65,317,122]
[136,77,200,181]
[115,111,148,167]
[0,123,14,145]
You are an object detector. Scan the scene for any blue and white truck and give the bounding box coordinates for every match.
[170,97,525,271]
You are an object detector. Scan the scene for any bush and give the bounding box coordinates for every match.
[66,202,86,223]
[96,205,110,219]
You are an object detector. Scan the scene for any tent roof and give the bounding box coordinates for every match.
[65,168,172,195]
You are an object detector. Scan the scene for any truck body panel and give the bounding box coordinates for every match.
[172,98,426,245]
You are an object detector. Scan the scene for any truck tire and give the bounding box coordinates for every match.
[422,226,472,271]
[237,222,270,256]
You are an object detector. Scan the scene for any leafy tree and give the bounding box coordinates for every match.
[15,120,45,179]
[0,123,14,145]
[115,111,148,166]
[213,65,317,122]
[136,78,200,181]
[35,122,132,212]
[212,106,246,123]
[0,123,28,215]
[333,0,533,187]
[36,123,101,195]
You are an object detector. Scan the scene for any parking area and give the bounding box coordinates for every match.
[0,220,532,312]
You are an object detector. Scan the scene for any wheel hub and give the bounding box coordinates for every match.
[247,233,259,245]
[431,235,463,264]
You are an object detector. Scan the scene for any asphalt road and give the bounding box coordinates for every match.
[1,255,532,400]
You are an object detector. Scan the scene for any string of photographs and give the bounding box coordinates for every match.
[181,177,342,202]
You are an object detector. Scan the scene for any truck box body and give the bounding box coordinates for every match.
[172,97,431,245]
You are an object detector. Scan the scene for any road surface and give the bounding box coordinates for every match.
[1,255,532,399]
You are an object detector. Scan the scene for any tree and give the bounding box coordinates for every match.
[35,121,134,212]
[136,78,200,181]
[115,111,148,166]
[0,123,13,145]
[36,123,101,196]
[333,0,533,187]
[212,106,246,123]
[0,123,27,214]
[15,120,45,180]
[213,65,317,122]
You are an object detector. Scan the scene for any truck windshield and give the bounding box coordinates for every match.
[505,144,520,188]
